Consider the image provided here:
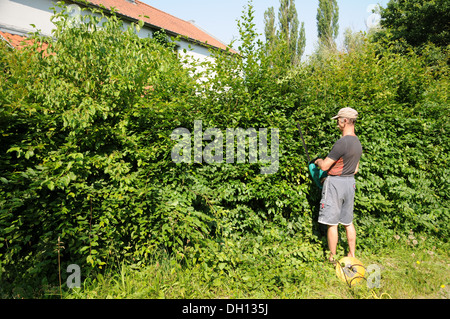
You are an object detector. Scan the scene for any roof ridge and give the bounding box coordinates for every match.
[134,1,236,52]
[134,0,192,27]
[188,20,228,49]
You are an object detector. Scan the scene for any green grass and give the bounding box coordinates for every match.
[3,231,447,299]
[56,235,449,300]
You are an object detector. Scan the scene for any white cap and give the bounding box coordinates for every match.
[331,107,358,120]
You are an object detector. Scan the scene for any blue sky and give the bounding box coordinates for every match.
[142,0,388,57]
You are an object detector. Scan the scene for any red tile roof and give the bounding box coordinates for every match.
[0,31,51,54]
[1,30,51,51]
[78,0,235,53]
[0,31,30,49]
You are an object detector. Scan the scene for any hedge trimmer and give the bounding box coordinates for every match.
[296,121,327,189]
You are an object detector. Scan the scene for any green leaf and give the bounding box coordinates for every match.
[47,181,55,191]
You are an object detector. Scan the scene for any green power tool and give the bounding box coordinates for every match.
[296,121,328,189]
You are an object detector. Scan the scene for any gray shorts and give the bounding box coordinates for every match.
[318,175,356,226]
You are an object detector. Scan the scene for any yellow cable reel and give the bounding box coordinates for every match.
[335,256,366,287]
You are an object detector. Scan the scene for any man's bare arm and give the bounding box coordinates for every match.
[314,157,336,171]
[354,161,360,174]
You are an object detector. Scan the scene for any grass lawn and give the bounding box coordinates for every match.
[58,235,449,300]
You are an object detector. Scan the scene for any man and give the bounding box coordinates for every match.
[314,107,362,263]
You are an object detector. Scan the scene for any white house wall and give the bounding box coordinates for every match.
[177,39,215,82]
[0,0,56,36]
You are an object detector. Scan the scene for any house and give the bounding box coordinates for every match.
[0,0,235,61]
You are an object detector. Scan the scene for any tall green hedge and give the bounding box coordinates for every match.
[0,3,448,289]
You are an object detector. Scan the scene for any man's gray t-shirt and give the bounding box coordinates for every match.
[326,135,362,177]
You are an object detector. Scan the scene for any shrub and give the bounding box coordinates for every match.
[0,4,200,286]
[0,2,448,292]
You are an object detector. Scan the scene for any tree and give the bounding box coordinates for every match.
[379,0,450,48]
[264,6,278,64]
[264,6,276,46]
[264,0,306,66]
[316,0,339,47]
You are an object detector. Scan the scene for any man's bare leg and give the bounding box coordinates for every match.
[327,225,338,261]
[345,223,356,258]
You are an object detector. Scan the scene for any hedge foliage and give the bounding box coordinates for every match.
[0,3,448,288]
